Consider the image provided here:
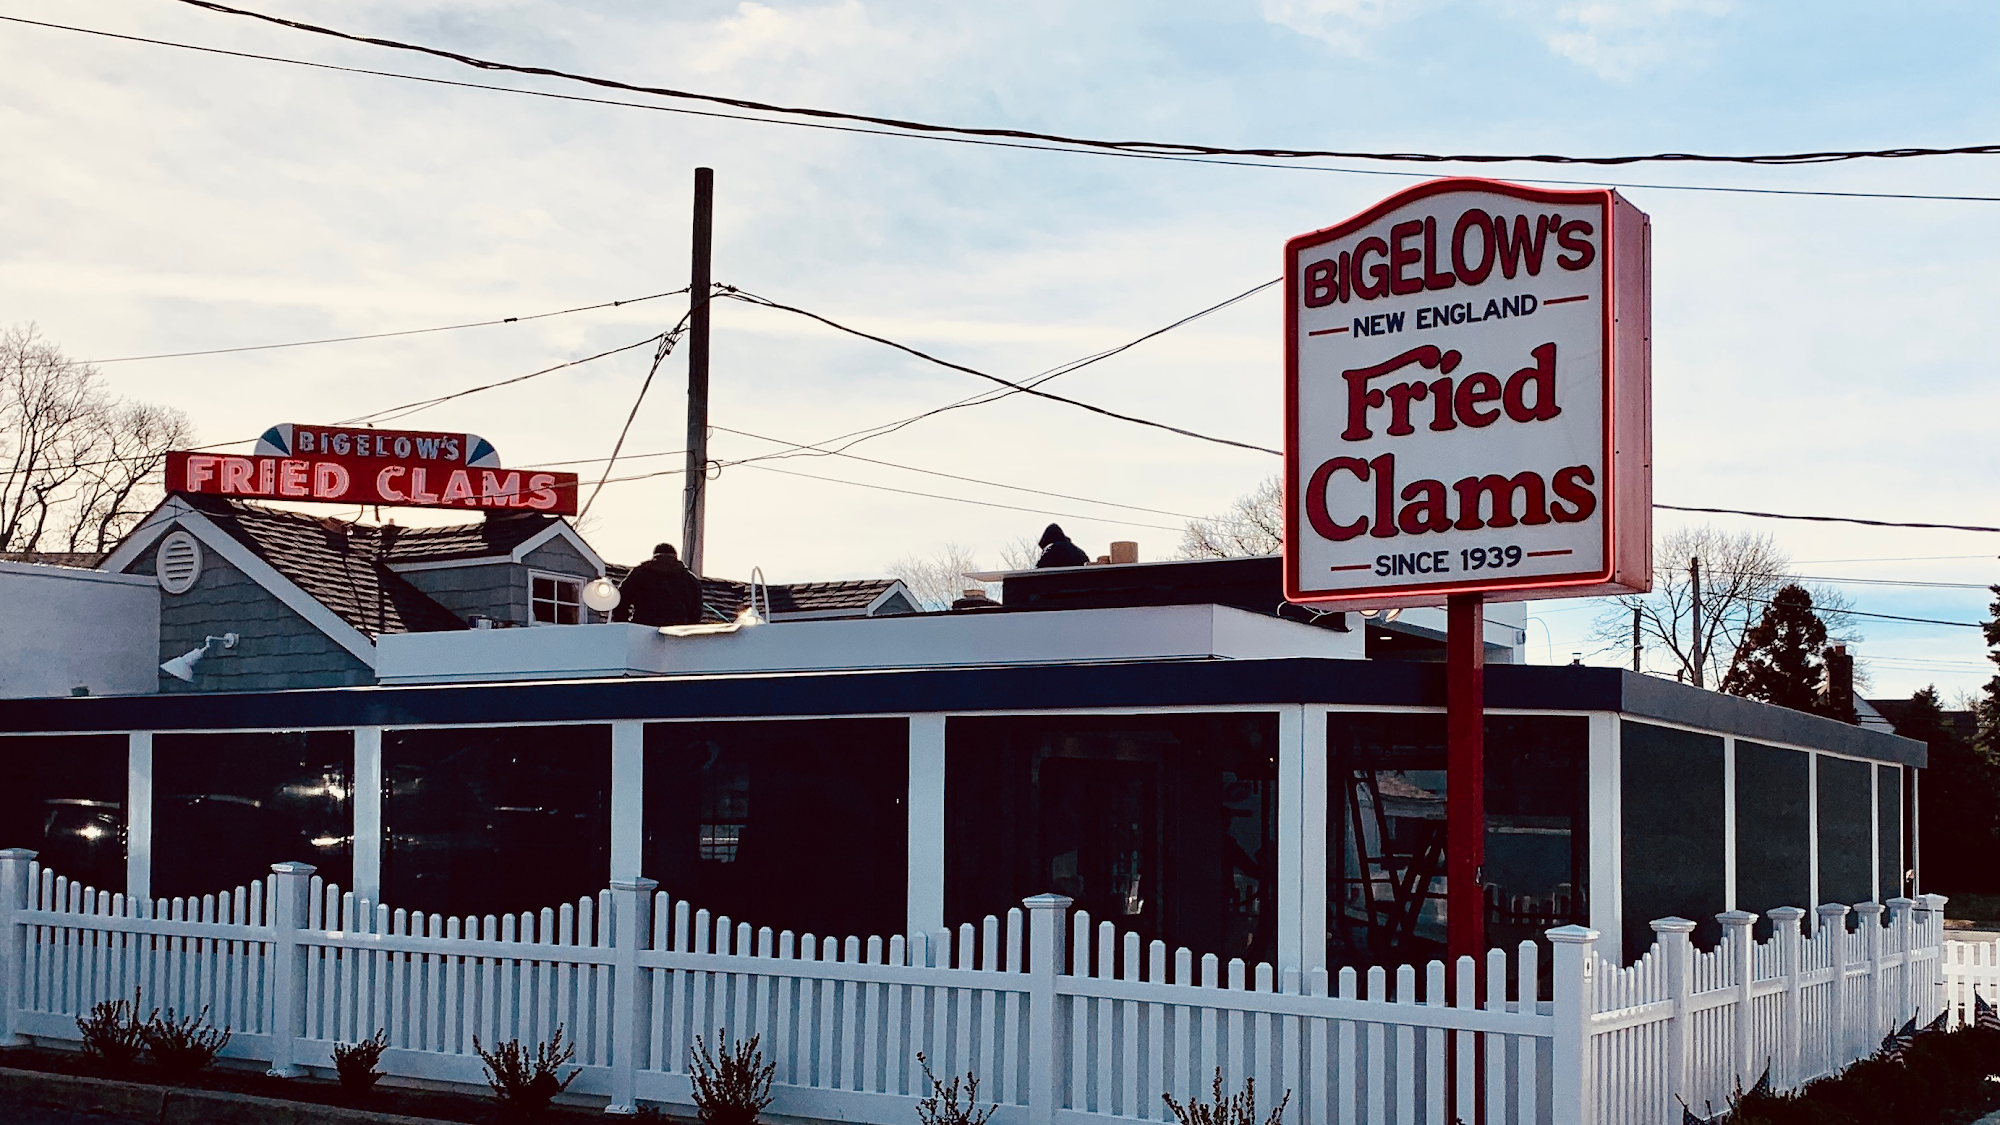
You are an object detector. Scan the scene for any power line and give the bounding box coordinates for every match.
[1736,594,1981,629]
[718,287,1282,456]
[337,333,665,426]
[1793,554,1997,565]
[732,463,1185,532]
[1785,574,1994,591]
[9,14,1988,205]
[81,289,685,363]
[578,312,694,519]
[1656,503,2000,534]
[164,0,2000,170]
[709,424,1210,521]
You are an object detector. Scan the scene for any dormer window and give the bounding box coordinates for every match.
[529,573,583,625]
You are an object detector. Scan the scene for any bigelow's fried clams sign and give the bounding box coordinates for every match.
[165,424,581,515]
[1284,178,1652,606]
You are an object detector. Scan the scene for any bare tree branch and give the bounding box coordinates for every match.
[1177,475,1282,559]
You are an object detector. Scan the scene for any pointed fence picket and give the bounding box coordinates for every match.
[0,849,1976,1125]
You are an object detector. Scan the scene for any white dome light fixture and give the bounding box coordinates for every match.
[160,633,239,683]
[581,576,621,614]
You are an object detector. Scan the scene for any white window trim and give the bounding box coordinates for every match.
[528,569,586,626]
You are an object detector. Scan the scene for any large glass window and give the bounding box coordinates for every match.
[1816,755,1872,914]
[1328,712,1587,970]
[0,735,127,893]
[1735,741,1810,940]
[384,726,609,918]
[644,720,907,939]
[947,713,1278,965]
[1620,721,1723,954]
[153,731,352,900]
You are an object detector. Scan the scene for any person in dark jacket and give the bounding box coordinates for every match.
[1034,523,1090,568]
[614,543,707,626]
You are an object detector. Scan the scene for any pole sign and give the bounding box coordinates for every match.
[164,424,580,515]
[1284,178,1652,606]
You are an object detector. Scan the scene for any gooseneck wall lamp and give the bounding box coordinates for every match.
[159,633,239,683]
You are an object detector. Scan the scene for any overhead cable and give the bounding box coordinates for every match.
[8,16,1991,202]
[83,289,685,363]
[1656,503,2000,534]
[337,334,664,426]
[734,463,1185,532]
[708,424,1210,521]
[718,287,1282,456]
[164,0,2000,169]
[579,310,694,519]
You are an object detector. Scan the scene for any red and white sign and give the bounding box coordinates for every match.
[166,424,579,515]
[1284,178,1652,606]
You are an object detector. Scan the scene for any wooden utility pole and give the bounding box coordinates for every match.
[1632,604,1642,672]
[682,167,714,574]
[1689,556,1704,688]
[1446,592,1485,967]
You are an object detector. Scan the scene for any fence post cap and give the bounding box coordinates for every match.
[1916,893,1949,910]
[1649,916,1698,934]
[1715,910,1757,926]
[1545,924,1599,944]
[1766,906,1807,923]
[1884,896,1915,909]
[1022,893,1074,911]
[1815,902,1851,919]
[1852,901,1884,917]
[610,876,659,893]
[0,849,37,862]
[268,862,318,876]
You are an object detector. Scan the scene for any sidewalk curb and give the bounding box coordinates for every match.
[0,1066,453,1125]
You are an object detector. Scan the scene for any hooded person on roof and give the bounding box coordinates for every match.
[1034,523,1090,569]
[614,542,707,626]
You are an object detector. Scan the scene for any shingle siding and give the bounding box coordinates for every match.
[399,562,529,626]
[522,539,597,579]
[132,545,374,692]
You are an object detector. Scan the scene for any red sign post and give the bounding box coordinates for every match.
[1283,179,1651,971]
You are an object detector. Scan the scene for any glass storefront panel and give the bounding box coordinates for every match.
[1328,712,1587,970]
[0,735,127,893]
[384,725,609,918]
[643,719,907,939]
[154,731,352,900]
[947,713,1279,965]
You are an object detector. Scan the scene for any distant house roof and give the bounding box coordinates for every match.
[0,552,107,569]
[377,513,568,565]
[179,496,466,637]
[1867,697,1978,742]
[603,564,914,621]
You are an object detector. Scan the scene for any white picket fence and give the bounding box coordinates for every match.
[0,848,1973,1125]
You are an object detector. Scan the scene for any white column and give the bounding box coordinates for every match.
[126,731,152,905]
[1807,753,1821,926]
[610,721,645,882]
[351,727,382,904]
[1586,712,1621,964]
[1278,705,1326,973]
[907,714,946,937]
[1869,764,1881,902]
[1723,736,1737,910]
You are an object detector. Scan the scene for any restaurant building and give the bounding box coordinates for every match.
[0,497,1923,972]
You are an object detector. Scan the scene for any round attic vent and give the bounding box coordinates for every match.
[156,531,202,594]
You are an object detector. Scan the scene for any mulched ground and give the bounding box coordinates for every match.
[0,1045,685,1123]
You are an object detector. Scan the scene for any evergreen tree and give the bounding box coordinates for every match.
[1900,686,2000,894]
[1720,584,1829,714]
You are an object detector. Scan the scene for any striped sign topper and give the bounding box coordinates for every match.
[1283,178,1654,607]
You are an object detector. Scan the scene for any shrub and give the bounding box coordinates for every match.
[1731,1026,2000,1125]
[475,1027,579,1123]
[1163,1069,1289,1125]
[76,991,146,1068]
[689,1031,775,1125]
[915,1052,996,1125]
[333,1028,389,1094]
[141,1005,230,1079]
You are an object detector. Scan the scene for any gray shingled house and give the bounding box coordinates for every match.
[96,494,915,692]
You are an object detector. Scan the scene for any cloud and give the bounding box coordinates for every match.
[1531,0,1733,81]
[1258,0,1411,55]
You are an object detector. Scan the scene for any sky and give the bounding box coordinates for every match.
[1,0,1995,699]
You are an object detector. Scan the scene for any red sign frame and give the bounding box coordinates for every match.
[165,451,579,515]
[1282,177,1651,607]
